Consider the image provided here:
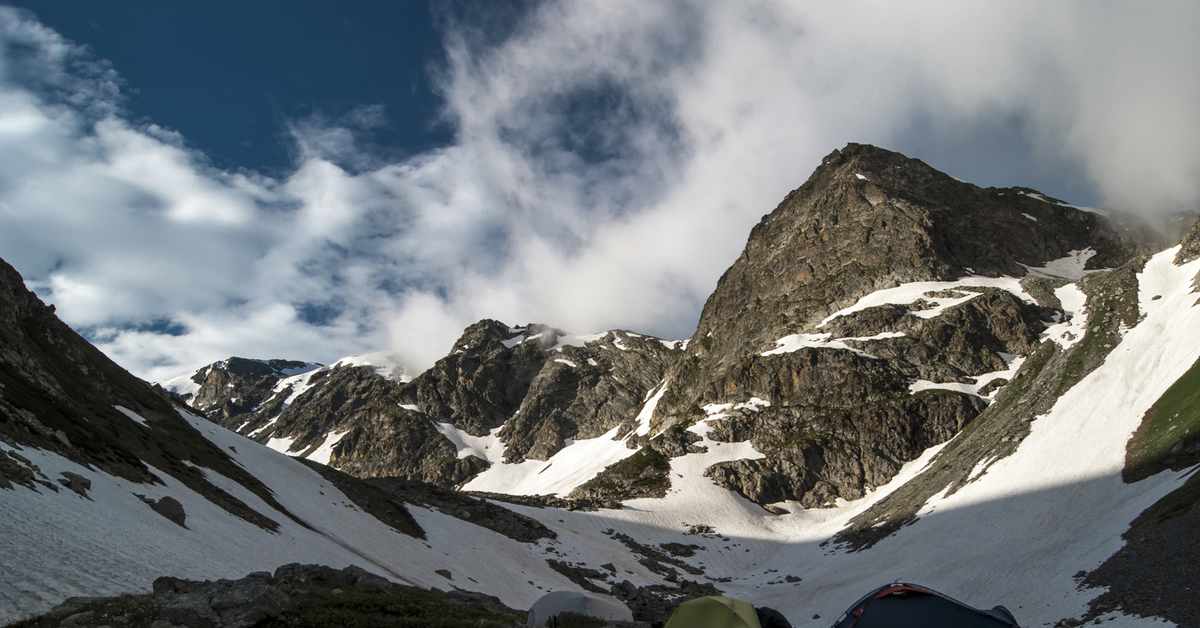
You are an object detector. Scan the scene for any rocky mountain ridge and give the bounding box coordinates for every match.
[171,322,683,488]
[7,143,1200,627]
[175,144,1177,512]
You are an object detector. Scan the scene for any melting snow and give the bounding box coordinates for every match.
[1020,248,1098,281]
[762,333,884,359]
[1041,284,1088,348]
[434,424,506,462]
[305,431,349,465]
[909,355,1025,399]
[818,276,1033,328]
[462,426,636,496]
[114,406,149,426]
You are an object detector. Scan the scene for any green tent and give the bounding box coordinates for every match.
[664,596,762,628]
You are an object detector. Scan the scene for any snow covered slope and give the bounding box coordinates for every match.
[6,144,1200,627]
[0,407,654,622]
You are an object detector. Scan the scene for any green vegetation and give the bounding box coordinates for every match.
[1124,354,1200,482]
[1122,470,1200,540]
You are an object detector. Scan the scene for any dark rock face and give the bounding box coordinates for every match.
[498,330,681,462]
[835,261,1147,549]
[405,320,550,436]
[200,321,681,488]
[187,357,320,418]
[0,256,288,532]
[704,391,986,507]
[152,496,188,528]
[642,143,1145,507]
[659,143,1137,424]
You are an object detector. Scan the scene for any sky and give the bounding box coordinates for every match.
[0,1,1198,382]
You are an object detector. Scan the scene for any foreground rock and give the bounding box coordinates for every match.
[17,564,524,628]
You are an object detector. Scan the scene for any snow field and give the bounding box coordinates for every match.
[459,378,671,495]
[0,409,616,623]
[566,247,1200,627]
[499,248,1200,627]
[461,426,638,496]
[7,250,1198,626]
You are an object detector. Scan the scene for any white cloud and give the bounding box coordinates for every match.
[1,2,1198,381]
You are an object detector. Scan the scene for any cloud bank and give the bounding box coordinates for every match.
[1,2,1198,381]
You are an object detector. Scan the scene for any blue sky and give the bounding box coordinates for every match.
[0,1,1198,381]
[12,0,455,173]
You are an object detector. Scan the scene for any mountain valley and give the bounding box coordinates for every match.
[3,144,1200,627]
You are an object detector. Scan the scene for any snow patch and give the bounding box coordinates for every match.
[306,431,349,465]
[1020,248,1098,281]
[762,333,880,359]
[157,373,201,398]
[114,406,148,426]
[463,426,639,496]
[818,275,1033,328]
[909,355,1024,399]
[265,436,296,454]
[634,384,668,437]
[1041,284,1088,348]
[434,424,506,463]
[331,352,412,382]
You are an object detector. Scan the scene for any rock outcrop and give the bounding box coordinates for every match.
[644,143,1146,507]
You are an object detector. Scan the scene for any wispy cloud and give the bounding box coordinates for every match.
[1,2,1198,381]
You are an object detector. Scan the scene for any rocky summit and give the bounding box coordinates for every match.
[174,144,1161,510]
[5,143,1200,628]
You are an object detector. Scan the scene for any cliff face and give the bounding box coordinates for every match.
[640,143,1148,507]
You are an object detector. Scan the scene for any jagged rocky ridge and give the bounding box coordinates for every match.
[184,144,1170,511]
[7,142,1200,627]
[643,143,1166,508]
[180,323,681,487]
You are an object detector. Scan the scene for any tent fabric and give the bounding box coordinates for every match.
[664,596,762,628]
[832,583,1021,628]
[526,591,633,626]
[756,606,793,628]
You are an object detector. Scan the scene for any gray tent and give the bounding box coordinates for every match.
[527,590,634,626]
